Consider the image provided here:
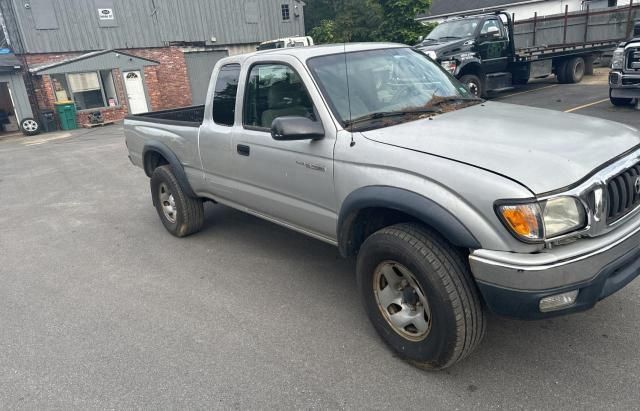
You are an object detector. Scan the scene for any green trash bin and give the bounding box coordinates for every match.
[55,101,78,130]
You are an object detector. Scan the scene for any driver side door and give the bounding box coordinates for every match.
[231,58,338,241]
[477,18,510,73]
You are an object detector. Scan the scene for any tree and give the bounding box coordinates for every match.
[304,0,337,33]
[374,0,431,44]
[304,0,432,45]
[308,0,383,43]
[309,19,338,44]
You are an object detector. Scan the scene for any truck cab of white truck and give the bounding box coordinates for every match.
[257,36,314,51]
[609,22,640,106]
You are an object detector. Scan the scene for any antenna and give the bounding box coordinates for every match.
[343,41,355,147]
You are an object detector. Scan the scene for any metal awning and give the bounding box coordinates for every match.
[0,53,22,70]
[30,49,159,75]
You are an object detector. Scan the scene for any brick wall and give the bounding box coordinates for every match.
[23,46,193,125]
[126,47,193,110]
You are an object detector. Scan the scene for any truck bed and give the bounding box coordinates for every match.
[515,40,621,61]
[513,4,640,60]
[126,105,205,127]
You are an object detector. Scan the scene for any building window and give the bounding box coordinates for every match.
[608,0,617,7]
[212,64,241,126]
[51,70,119,110]
[281,4,290,21]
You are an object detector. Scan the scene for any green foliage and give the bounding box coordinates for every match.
[307,0,383,43]
[309,20,338,44]
[376,0,431,44]
[304,0,432,45]
[304,0,338,33]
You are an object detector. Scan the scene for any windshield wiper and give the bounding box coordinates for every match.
[431,96,483,105]
[345,109,441,129]
[438,36,461,40]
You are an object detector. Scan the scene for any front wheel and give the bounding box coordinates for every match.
[459,74,484,98]
[356,223,486,370]
[150,165,204,237]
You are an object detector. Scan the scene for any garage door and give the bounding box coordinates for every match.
[185,51,229,105]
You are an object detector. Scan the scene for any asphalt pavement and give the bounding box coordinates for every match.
[1,77,639,409]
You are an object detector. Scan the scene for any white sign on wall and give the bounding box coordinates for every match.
[98,8,114,20]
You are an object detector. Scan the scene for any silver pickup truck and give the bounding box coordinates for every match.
[125,43,640,370]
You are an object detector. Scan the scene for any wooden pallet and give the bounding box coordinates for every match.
[81,120,117,129]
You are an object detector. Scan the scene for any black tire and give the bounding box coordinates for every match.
[150,165,204,237]
[20,117,41,136]
[356,223,486,370]
[556,60,569,84]
[609,89,633,106]
[459,74,484,98]
[564,57,585,84]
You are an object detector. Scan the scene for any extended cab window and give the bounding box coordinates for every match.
[212,64,241,126]
[243,64,315,129]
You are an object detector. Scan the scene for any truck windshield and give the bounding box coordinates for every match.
[425,19,480,41]
[307,47,479,130]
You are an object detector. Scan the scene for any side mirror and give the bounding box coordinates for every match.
[481,26,500,40]
[271,116,324,141]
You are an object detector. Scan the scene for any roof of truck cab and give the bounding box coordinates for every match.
[219,42,408,65]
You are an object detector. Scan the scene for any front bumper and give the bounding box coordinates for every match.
[609,70,640,98]
[469,215,640,320]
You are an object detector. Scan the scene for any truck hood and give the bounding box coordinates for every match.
[361,102,640,194]
[418,37,474,58]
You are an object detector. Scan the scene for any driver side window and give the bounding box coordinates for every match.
[480,20,502,38]
[243,64,316,129]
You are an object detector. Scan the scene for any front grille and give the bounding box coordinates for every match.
[606,161,640,223]
[622,77,640,86]
[628,48,640,71]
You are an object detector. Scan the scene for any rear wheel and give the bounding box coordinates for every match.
[564,57,585,84]
[150,165,204,237]
[556,60,569,84]
[609,89,634,106]
[356,223,486,370]
[459,74,484,98]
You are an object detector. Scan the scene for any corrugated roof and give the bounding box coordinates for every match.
[417,0,544,19]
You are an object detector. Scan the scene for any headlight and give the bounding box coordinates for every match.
[496,197,586,242]
[441,60,457,74]
[612,48,625,70]
[541,197,586,238]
